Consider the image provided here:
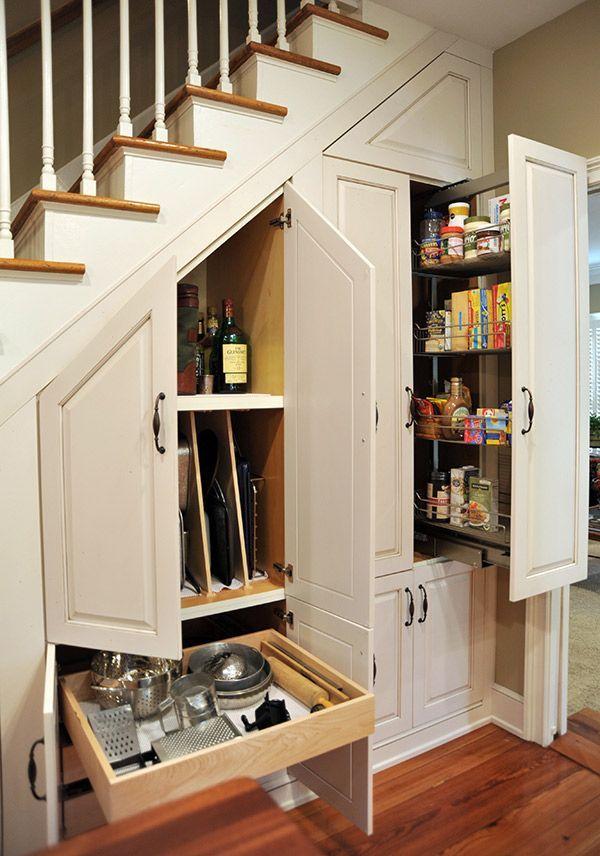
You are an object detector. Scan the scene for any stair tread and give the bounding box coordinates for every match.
[12,190,159,240]
[285,3,389,41]
[552,714,600,775]
[70,136,228,191]
[205,42,342,90]
[0,257,85,276]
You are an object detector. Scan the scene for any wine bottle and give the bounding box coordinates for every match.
[195,314,205,390]
[202,306,219,377]
[216,298,249,394]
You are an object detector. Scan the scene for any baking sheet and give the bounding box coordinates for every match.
[80,682,309,767]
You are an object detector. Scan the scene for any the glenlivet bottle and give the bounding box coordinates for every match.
[215,298,249,393]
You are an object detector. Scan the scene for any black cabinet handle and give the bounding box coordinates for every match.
[405,387,416,429]
[521,386,534,435]
[418,584,428,623]
[376,402,379,432]
[28,738,46,802]
[373,654,377,686]
[404,587,414,627]
[153,392,166,454]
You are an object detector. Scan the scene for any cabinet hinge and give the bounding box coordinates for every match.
[273,562,293,581]
[269,208,292,229]
[274,608,294,627]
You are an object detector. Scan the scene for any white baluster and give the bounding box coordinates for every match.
[153,0,168,141]
[186,0,201,86]
[80,0,96,195]
[0,0,13,256]
[246,0,260,44]
[328,1,341,11]
[118,0,132,135]
[276,0,289,50]
[218,0,233,94]
[40,0,57,190]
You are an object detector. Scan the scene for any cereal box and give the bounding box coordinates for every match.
[451,290,470,351]
[469,289,481,349]
[492,282,511,349]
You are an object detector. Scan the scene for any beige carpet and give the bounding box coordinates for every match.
[568,583,600,715]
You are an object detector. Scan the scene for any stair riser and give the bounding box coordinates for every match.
[166,100,286,154]
[288,14,393,77]
[232,53,338,105]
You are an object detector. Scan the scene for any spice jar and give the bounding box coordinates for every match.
[419,208,443,267]
[463,215,490,260]
[476,226,501,256]
[440,226,464,262]
[426,470,450,521]
[499,203,510,252]
[448,201,470,229]
[177,283,199,395]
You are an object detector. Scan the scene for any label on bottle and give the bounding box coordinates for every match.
[223,344,247,384]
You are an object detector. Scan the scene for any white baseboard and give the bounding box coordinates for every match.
[490,683,524,737]
[373,707,492,772]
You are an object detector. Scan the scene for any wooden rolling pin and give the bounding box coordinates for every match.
[268,657,333,711]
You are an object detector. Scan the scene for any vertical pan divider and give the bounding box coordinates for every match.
[198,410,249,587]
[180,413,212,593]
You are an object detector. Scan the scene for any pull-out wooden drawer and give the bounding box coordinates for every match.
[59,629,374,823]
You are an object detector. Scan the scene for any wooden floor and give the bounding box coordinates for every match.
[552,708,600,776]
[290,724,600,854]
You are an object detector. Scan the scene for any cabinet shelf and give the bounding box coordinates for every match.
[412,252,511,280]
[177,393,284,412]
[414,348,511,358]
[181,577,285,620]
[415,434,510,447]
[415,509,511,549]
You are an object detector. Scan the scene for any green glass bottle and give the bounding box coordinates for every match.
[215,298,249,394]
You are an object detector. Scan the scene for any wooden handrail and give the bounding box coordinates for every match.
[7,0,113,60]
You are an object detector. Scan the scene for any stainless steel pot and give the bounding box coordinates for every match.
[90,652,182,720]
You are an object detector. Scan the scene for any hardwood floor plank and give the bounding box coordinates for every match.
[441,767,600,855]
[518,792,600,854]
[552,731,600,775]
[569,708,600,746]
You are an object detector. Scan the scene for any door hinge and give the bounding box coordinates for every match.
[274,608,294,627]
[269,208,292,229]
[273,562,293,581]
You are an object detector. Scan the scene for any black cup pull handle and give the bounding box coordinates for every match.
[521,386,534,435]
[153,392,166,454]
[28,738,46,802]
[404,587,415,627]
[376,402,379,432]
[418,584,428,623]
[405,387,416,429]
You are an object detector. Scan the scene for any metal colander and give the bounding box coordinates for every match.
[90,652,182,719]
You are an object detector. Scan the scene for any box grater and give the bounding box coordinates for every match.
[152,714,242,762]
[88,705,143,772]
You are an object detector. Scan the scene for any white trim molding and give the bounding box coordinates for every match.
[490,683,524,737]
[588,155,600,190]
[523,590,562,746]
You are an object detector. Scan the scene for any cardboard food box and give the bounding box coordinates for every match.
[480,288,489,349]
[450,466,479,526]
[451,290,470,351]
[469,289,481,349]
[492,282,511,349]
[468,478,497,531]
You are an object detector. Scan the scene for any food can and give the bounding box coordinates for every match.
[476,226,501,256]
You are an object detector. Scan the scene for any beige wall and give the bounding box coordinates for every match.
[7,0,283,199]
[493,0,600,169]
[492,0,600,695]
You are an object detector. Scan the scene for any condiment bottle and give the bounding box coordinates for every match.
[442,377,470,440]
[426,470,450,521]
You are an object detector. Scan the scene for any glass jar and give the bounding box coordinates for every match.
[464,216,491,259]
[499,203,510,252]
[440,226,464,262]
[448,201,470,229]
[426,470,450,521]
[419,208,443,267]
[476,226,501,256]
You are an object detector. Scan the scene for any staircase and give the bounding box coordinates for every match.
[0,0,440,388]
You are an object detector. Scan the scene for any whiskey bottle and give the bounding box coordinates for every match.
[216,298,248,394]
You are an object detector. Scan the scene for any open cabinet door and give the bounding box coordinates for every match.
[39,259,181,657]
[510,135,589,600]
[283,181,376,629]
[43,644,60,846]
[283,182,375,832]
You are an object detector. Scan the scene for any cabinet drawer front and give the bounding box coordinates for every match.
[60,630,374,823]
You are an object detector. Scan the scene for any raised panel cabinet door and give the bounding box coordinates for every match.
[283,182,375,629]
[286,597,374,835]
[323,159,413,577]
[374,572,414,744]
[39,259,181,658]
[412,562,485,727]
[326,53,483,182]
[509,135,589,600]
[43,644,60,847]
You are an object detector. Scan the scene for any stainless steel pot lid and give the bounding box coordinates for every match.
[188,642,267,692]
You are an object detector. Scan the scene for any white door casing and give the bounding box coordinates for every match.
[509,135,589,600]
[323,158,413,576]
[286,597,373,835]
[39,259,181,657]
[326,53,483,182]
[283,181,375,628]
[412,561,485,727]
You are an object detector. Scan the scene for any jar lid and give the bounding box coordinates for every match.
[178,282,199,298]
[477,226,500,235]
[440,226,464,235]
[448,201,470,209]
[465,215,490,224]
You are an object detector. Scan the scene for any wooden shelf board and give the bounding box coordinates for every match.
[181,578,285,620]
[178,394,284,412]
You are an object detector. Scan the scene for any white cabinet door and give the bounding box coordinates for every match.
[43,644,60,847]
[412,562,485,727]
[323,159,413,577]
[374,572,413,743]
[286,597,373,835]
[283,182,375,628]
[326,53,483,182]
[39,259,181,658]
[509,135,589,600]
